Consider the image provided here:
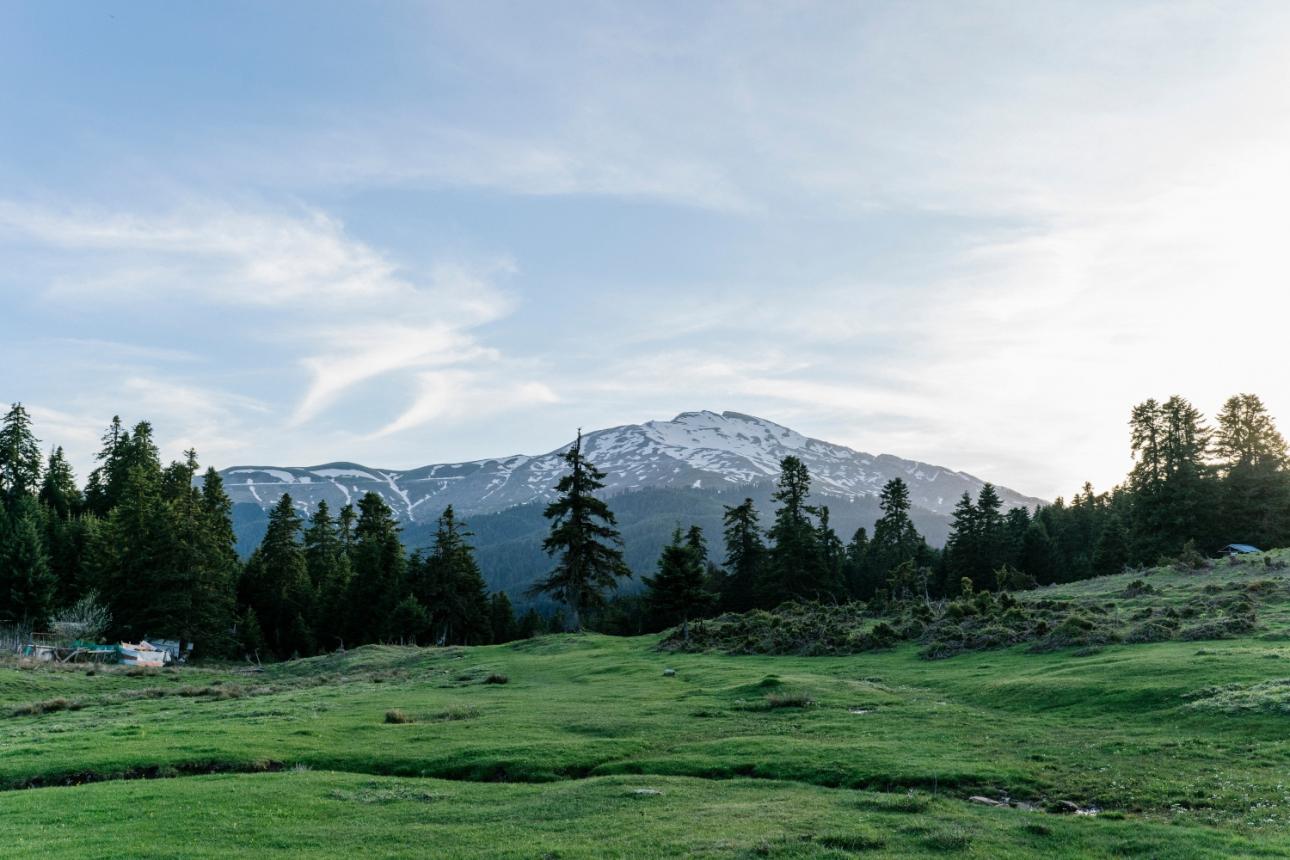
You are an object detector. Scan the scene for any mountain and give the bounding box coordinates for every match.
[220,410,1044,523]
[219,411,1046,602]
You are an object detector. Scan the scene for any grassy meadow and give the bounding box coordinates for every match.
[5,554,1290,857]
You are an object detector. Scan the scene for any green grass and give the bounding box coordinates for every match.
[6,552,1290,856]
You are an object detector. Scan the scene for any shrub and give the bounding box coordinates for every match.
[483,673,509,685]
[817,832,886,851]
[764,690,814,709]
[1125,621,1176,644]
[1122,579,1156,598]
[384,709,413,724]
[432,704,480,721]
[11,697,83,717]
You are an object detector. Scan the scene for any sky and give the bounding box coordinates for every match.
[3,1,1290,501]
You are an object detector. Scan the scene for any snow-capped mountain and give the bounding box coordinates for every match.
[219,410,1045,521]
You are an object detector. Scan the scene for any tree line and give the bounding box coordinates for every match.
[3,392,1288,654]
[616,393,1290,632]
[0,406,546,658]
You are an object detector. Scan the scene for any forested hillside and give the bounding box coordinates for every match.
[2,392,1288,663]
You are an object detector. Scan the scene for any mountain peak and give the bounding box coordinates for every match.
[218,410,1045,524]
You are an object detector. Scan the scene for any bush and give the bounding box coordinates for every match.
[1122,579,1156,598]
[11,697,83,717]
[384,709,413,724]
[764,691,814,709]
[817,832,886,851]
[432,704,480,721]
[483,673,509,685]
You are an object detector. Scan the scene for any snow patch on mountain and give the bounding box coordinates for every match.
[217,410,1046,523]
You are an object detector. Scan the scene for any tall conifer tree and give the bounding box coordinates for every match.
[529,431,630,631]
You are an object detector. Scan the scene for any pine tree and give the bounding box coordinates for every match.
[489,591,518,644]
[345,492,407,644]
[764,456,828,604]
[720,498,765,611]
[843,526,869,599]
[942,493,979,592]
[1129,396,1215,559]
[815,506,846,596]
[38,447,81,519]
[1002,506,1031,570]
[89,440,170,641]
[156,451,237,656]
[0,403,42,508]
[303,500,351,650]
[1214,393,1290,548]
[974,484,1006,585]
[1092,514,1130,576]
[516,607,543,639]
[84,416,128,516]
[643,526,713,641]
[38,447,88,607]
[337,504,357,554]
[240,494,313,658]
[864,478,928,595]
[1020,518,1061,584]
[0,501,57,627]
[529,431,630,631]
[192,464,240,655]
[416,506,490,645]
[389,595,430,644]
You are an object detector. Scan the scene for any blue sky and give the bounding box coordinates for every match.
[3,1,1290,499]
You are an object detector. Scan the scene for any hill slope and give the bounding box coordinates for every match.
[5,553,1290,856]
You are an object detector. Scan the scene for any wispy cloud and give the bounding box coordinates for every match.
[0,200,543,470]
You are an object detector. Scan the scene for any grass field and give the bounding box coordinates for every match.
[5,554,1290,857]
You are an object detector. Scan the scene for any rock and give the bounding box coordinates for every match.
[969,796,1004,807]
[1046,800,1082,814]
[663,668,676,677]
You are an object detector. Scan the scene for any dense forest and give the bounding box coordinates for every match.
[1,393,1286,657]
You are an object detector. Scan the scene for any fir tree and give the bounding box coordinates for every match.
[241,494,313,658]
[864,478,928,595]
[1214,393,1290,548]
[643,526,713,641]
[83,416,128,516]
[1020,519,1061,584]
[89,446,170,641]
[38,447,81,519]
[1129,396,1215,559]
[529,431,630,631]
[815,506,846,596]
[416,506,490,645]
[158,451,237,655]
[720,498,765,611]
[389,595,430,644]
[489,591,518,644]
[842,526,869,599]
[764,456,828,603]
[1092,514,1130,576]
[345,492,407,644]
[303,500,351,649]
[942,493,979,592]
[0,403,42,508]
[516,607,543,639]
[0,502,56,627]
[39,448,89,607]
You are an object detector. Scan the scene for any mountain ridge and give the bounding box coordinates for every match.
[218,410,1046,522]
